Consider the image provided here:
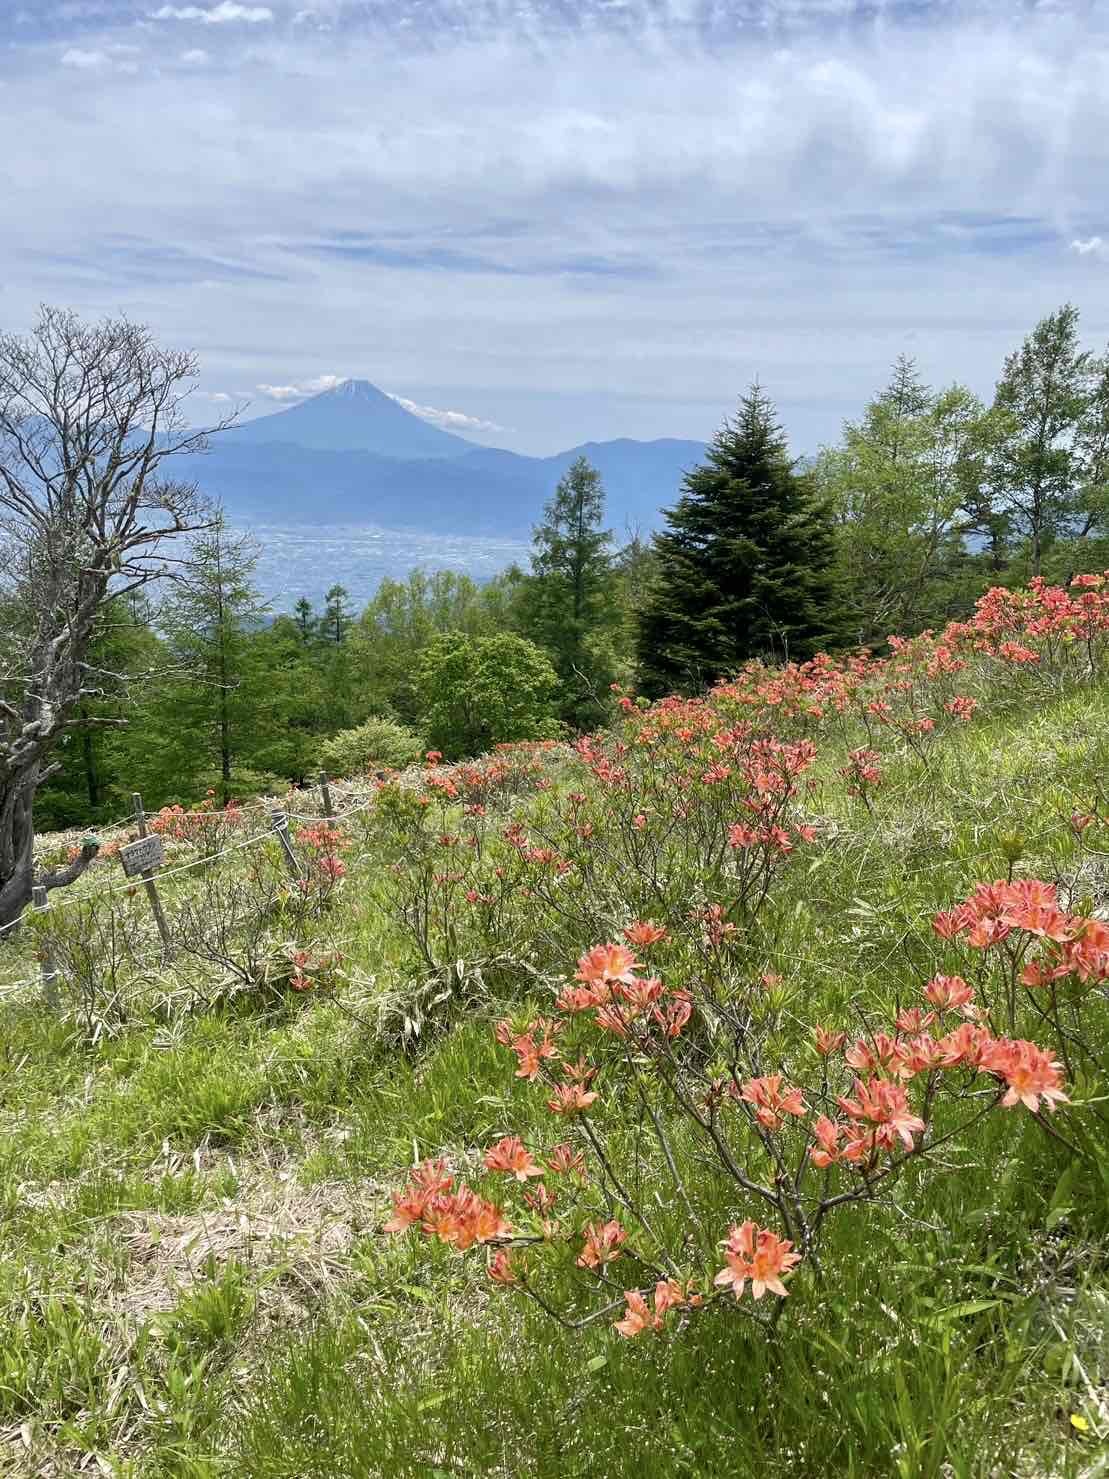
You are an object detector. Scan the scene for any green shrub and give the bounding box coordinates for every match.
[318,716,423,777]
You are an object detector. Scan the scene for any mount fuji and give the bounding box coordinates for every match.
[227,379,475,460]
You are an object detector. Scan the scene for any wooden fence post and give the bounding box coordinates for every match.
[130,792,173,959]
[32,885,60,1010]
[270,810,302,879]
[319,771,335,820]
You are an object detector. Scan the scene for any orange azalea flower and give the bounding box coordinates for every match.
[999,903,1074,942]
[622,921,669,948]
[836,1077,926,1151]
[523,1183,557,1216]
[547,1083,599,1116]
[613,1279,693,1338]
[616,975,665,1010]
[728,824,759,849]
[892,1034,947,1078]
[739,1074,807,1130]
[575,943,641,988]
[383,1159,454,1232]
[979,1037,1069,1112]
[484,1135,545,1182]
[577,1219,626,1268]
[808,1114,845,1168]
[384,1187,432,1234]
[924,975,975,1012]
[594,1005,632,1036]
[714,1221,801,1299]
[547,1143,586,1177]
[813,1025,846,1056]
[614,1289,659,1338]
[487,1249,519,1285]
[935,1021,994,1068]
[845,1033,899,1074]
[894,1007,936,1034]
[931,910,964,941]
[502,1019,562,1080]
[653,991,692,1039]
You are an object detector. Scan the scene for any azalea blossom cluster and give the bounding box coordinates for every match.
[699,574,1109,756]
[292,820,350,906]
[284,945,343,993]
[384,1158,510,1249]
[931,878,1109,987]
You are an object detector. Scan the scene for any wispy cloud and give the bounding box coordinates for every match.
[255,375,344,401]
[60,46,109,66]
[148,2,273,22]
[1070,236,1107,259]
[388,394,506,434]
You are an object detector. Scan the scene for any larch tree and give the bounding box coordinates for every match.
[520,455,617,727]
[153,516,267,806]
[0,307,222,930]
[638,386,846,696]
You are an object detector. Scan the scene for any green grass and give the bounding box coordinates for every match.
[0,684,1107,1475]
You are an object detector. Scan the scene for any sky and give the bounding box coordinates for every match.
[3,0,1109,457]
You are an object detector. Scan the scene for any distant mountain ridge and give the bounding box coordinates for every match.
[185,379,707,538]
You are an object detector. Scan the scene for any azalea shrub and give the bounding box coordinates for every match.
[371,708,822,978]
[148,792,249,860]
[386,871,1106,1339]
[371,574,1109,987]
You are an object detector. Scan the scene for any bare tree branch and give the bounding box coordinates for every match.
[0,306,232,929]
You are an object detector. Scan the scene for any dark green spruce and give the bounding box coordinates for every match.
[638,386,847,695]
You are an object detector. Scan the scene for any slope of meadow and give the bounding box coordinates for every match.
[1,578,1108,1478]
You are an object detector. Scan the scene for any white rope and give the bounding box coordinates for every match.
[0,975,40,998]
[19,828,276,918]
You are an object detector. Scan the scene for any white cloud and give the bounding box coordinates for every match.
[150,2,274,22]
[180,48,210,62]
[388,394,506,435]
[1070,236,1107,258]
[255,375,344,401]
[61,47,109,68]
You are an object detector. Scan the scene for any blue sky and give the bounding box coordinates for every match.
[3,0,1108,455]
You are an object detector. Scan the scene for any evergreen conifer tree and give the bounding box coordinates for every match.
[638,386,846,695]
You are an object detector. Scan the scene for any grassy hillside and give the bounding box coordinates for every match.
[1,580,1108,1477]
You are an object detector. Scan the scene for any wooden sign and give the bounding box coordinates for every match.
[119,834,166,879]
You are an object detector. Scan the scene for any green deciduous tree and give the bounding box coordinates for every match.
[817,359,1003,642]
[350,569,514,725]
[35,600,164,829]
[990,303,1108,577]
[415,632,560,758]
[638,386,846,695]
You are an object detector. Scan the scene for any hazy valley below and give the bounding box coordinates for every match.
[239,521,531,611]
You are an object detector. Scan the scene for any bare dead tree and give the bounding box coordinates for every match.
[0,306,232,930]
